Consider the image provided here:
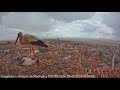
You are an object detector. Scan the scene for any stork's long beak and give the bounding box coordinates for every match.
[15,36,19,45]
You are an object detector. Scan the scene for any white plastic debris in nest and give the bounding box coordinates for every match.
[63,55,72,60]
[22,48,30,50]
[18,52,21,57]
[34,50,39,53]
[51,45,56,47]
[21,57,35,65]
[55,51,58,54]
[4,49,9,53]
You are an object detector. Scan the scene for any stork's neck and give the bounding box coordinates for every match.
[20,36,23,39]
[19,36,24,43]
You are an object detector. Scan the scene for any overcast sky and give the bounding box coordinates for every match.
[0,12,120,40]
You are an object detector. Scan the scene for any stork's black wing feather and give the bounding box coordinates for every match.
[24,34,48,48]
[30,40,48,48]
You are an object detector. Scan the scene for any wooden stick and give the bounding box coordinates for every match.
[32,47,36,61]
[112,53,116,70]
[30,47,32,58]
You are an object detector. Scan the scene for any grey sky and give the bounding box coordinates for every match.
[0,12,120,40]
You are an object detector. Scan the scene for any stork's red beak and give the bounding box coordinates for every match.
[15,36,19,45]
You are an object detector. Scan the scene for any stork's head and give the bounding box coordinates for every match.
[18,32,23,37]
[15,32,23,45]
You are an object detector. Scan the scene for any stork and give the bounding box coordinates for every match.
[15,32,48,61]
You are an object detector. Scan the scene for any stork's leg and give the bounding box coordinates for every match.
[32,47,36,61]
[17,45,22,56]
[30,47,32,58]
